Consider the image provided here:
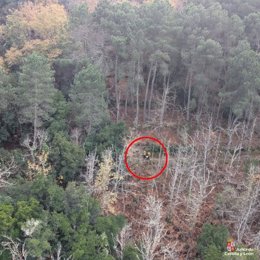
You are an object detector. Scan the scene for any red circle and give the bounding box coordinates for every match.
[124,136,169,181]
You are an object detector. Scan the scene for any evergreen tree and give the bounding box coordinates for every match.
[0,177,125,259]
[0,69,18,143]
[245,12,260,52]
[221,47,260,119]
[204,244,223,260]
[49,132,85,182]
[18,53,57,143]
[197,223,229,258]
[69,63,108,133]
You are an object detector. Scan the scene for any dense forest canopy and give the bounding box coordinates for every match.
[0,0,259,259]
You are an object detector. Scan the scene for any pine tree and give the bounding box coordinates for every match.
[18,52,56,144]
[221,48,260,119]
[69,63,108,133]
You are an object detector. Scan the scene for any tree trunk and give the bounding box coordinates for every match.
[160,75,170,126]
[130,61,136,106]
[148,62,157,119]
[124,78,129,116]
[33,82,39,164]
[135,57,141,126]
[115,55,120,122]
[184,70,189,107]
[33,103,37,150]
[186,70,193,121]
[143,63,153,122]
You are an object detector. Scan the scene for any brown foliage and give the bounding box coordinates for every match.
[2,0,68,65]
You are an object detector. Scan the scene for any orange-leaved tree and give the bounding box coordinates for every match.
[2,0,68,66]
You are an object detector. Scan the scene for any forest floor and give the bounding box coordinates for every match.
[111,101,260,259]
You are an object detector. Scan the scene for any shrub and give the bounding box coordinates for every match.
[85,122,126,156]
[123,245,141,260]
[197,223,229,258]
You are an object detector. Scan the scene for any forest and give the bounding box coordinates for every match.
[0,0,259,259]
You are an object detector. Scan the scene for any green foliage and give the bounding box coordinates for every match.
[0,177,125,259]
[0,203,15,234]
[123,245,141,260]
[49,132,85,182]
[71,230,114,260]
[17,52,57,128]
[221,47,260,119]
[0,69,18,144]
[0,69,14,113]
[0,251,11,260]
[0,197,42,240]
[69,62,109,133]
[14,198,41,227]
[0,109,19,144]
[53,58,77,96]
[84,122,126,156]
[204,244,223,260]
[96,215,126,250]
[197,223,229,258]
[47,91,69,138]
[218,0,260,18]
[25,223,53,258]
[245,12,260,52]
[69,3,88,27]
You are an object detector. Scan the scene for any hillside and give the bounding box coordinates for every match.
[0,0,259,259]
[85,0,181,12]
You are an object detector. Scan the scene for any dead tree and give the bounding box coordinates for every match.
[50,242,72,260]
[1,236,28,260]
[22,129,48,164]
[236,166,260,243]
[160,75,170,126]
[81,152,97,194]
[186,122,217,227]
[0,157,16,187]
[114,224,132,260]
[187,173,215,228]
[251,231,260,251]
[168,146,197,214]
[139,196,165,260]
[70,127,82,145]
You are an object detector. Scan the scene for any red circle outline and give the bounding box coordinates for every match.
[124,136,169,181]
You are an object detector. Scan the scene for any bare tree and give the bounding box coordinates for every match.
[1,236,28,260]
[161,244,179,260]
[187,173,215,228]
[114,224,132,260]
[168,122,218,228]
[81,151,97,194]
[70,127,82,145]
[51,242,73,260]
[168,147,195,214]
[22,129,48,163]
[0,157,16,187]
[160,75,170,126]
[186,122,217,227]
[251,231,260,251]
[236,166,260,242]
[139,196,165,260]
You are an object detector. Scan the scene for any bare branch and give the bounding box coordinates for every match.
[0,157,16,187]
[1,236,28,260]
